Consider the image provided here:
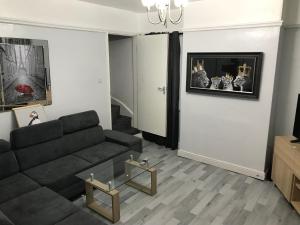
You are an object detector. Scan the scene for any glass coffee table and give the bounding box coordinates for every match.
[76,150,163,223]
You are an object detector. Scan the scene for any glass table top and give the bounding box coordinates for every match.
[76,150,164,191]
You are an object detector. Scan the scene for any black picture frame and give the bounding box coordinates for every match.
[186,52,263,99]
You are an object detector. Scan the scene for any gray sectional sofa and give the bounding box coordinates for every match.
[0,110,142,225]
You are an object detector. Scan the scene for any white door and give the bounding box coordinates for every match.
[135,34,168,137]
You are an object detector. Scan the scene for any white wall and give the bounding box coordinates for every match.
[137,0,284,179]
[0,0,284,34]
[109,38,134,115]
[0,23,111,140]
[0,0,139,35]
[178,27,281,179]
[275,29,300,135]
[0,0,287,179]
[138,0,284,33]
[183,0,284,30]
[275,0,300,135]
[283,0,300,26]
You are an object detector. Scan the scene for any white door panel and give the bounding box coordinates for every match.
[136,35,168,137]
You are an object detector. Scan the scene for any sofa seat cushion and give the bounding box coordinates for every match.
[73,142,129,164]
[54,211,106,225]
[57,181,86,200]
[23,155,91,191]
[0,173,40,204]
[0,187,79,225]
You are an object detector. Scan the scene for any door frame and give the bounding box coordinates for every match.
[132,36,138,128]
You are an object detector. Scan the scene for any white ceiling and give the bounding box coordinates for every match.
[79,0,200,13]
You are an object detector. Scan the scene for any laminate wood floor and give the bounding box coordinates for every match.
[74,140,300,225]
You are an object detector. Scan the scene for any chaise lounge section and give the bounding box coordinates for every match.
[0,140,106,225]
[0,140,40,205]
[0,110,142,225]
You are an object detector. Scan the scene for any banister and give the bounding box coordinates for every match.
[111,96,134,116]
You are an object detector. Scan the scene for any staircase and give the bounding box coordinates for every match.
[111,104,139,135]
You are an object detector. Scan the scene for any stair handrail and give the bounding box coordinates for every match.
[111,96,134,116]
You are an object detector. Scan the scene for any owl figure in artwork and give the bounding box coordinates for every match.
[234,63,252,92]
[221,73,234,91]
[210,76,222,90]
[191,60,210,88]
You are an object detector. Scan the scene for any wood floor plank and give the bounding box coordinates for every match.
[74,141,300,225]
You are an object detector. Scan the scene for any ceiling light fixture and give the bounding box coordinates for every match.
[141,0,188,27]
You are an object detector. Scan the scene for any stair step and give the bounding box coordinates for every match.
[111,104,138,135]
[111,104,120,123]
[112,115,131,131]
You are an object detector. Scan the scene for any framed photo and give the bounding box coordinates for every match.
[12,104,48,127]
[0,37,51,111]
[186,52,263,99]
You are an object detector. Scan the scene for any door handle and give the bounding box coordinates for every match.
[158,86,166,94]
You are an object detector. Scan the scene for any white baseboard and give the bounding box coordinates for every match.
[177,149,265,180]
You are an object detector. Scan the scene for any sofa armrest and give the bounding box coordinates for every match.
[104,130,142,153]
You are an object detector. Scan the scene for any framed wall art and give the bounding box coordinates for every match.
[0,37,51,112]
[12,104,48,128]
[186,52,263,99]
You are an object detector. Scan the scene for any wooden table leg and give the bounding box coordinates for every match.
[85,181,120,223]
[150,168,157,195]
[125,166,157,196]
[111,190,120,223]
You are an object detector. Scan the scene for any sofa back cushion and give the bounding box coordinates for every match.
[0,140,19,180]
[14,139,64,170]
[62,126,105,154]
[10,120,63,149]
[59,110,100,134]
[10,120,65,170]
[59,110,105,153]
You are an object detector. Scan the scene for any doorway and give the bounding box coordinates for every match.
[108,34,138,135]
[108,33,181,149]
